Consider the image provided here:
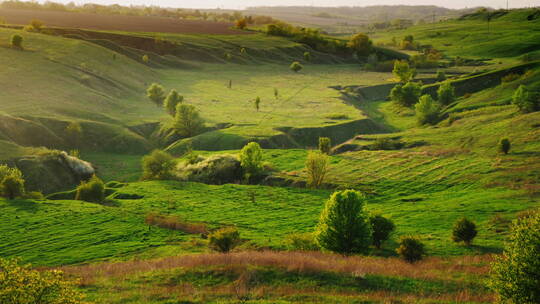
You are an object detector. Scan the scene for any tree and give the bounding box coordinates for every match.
[436,70,446,82]
[498,138,511,155]
[142,54,149,64]
[437,81,455,105]
[174,104,205,137]
[235,18,247,29]
[369,214,395,249]
[396,236,425,263]
[489,211,540,303]
[318,137,331,155]
[142,149,176,180]
[254,96,261,111]
[75,175,105,203]
[290,61,303,73]
[30,19,43,31]
[390,81,422,107]
[512,85,538,113]
[315,190,372,254]
[347,33,373,56]
[274,88,279,99]
[0,258,85,304]
[164,89,184,116]
[209,227,241,253]
[392,60,417,83]
[452,217,478,246]
[303,51,311,62]
[305,151,329,189]
[0,166,24,200]
[10,34,23,49]
[146,83,165,106]
[415,94,440,126]
[239,142,263,183]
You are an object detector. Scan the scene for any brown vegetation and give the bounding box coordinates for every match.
[145,212,208,234]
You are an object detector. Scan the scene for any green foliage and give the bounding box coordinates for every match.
[141,150,176,180]
[318,137,331,155]
[164,89,184,116]
[347,33,373,56]
[290,61,303,73]
[146,83,166,106]
[0,258,85,304]
[10,34,23,48]
[174,104,205,137]
[390,81,422,107]
[254,96,261,111]
[303,51,311,62]
[512,85,539,113]
[0,165,24,200]
[415,94,441,126]
[75,175,105,203]
[369,214,395,249]
[436,70,446,82]
[284,233,319,251]
[498,138,511,155]
[178,154,242,185]
[396,236,425,263]
[489,211,540,304]
[451,217,478,246]
[392,60,417,83]
[305,151,328,189]
[315,190,372,254]
[142,54,149,63]
[437,81,456,105]
[208,227,241,253]
[239,142,264,183]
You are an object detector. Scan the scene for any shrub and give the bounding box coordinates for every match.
[318,137,331,154]
[498,138,511,155]
[164,89,184,116]
[30,19,44,31]
[325,113,349,120]
[174,104,205,137]
[452,217,478,246]
[23,191,45,200]
[0,258,85,304]
[254,96,261,111]
[392,60,417,83]
[303,51,311,62]
[178,154,242,185]
[235,18,247,29]
[371,138,404,150]
[290,61,303,73]
[240,47,247,55]
[369,214,395,249]
[348,33,372,56]
[415,94,441,126]
[10,34,23,48]
[75,175,105,203]
[315,190,372,254]
[390,81,422,107]
[396,236,425,263]
[209,227,241,253]
[1,176,25,200]
[436,70,446,82]
[239,142,264,183]
[512,85,539,113]
[305,151,328,189]
[146,83,165,106]
[141,150,176,180]
[501,73,520,83]
[142,54,149,63]
[284,233,319,251]
[489,211,540,303]
[437,81,455,105]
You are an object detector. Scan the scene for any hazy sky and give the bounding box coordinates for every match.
[38,0,540,10]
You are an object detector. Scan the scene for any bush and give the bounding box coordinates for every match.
[369,214,395,249]
[10,34,23,48]
[315,190,372,254]
[452,217,478,246]
[303,51,311,62]
[437,81,455,105]
[498,138,511,155]
[235,18,247,29]
[347,33,372,56]
[146,83,165,106]
[489,211,540,303]
[142,54,149,63]
[371,138,404,150]
[390,81,422,107]
[0,165,25,200]
[392,60,417,83]
[141,150,176,180]
[75,175,105,203]
[174,104,205,137]
[29,19,44,31]
[396,236,425,263]
[436,70,446,82]
[501,73,520,83]
[164,89,184,116]
[239,142,264,183]
[177,154,242,185]
[284,233,319,251]
[305,151,329,189]
[209,227,241,253]
[290,61,303,73]
[0,258,85,304]
[415,94,441,126]
[318,137,331,154]
[512,85,539,113]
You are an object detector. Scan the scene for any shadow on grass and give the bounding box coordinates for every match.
[7,199,40,213]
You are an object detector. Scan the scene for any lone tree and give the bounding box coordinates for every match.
[254,96,261,111]
[235,18,247,30]
[452,217,478,246]
[315,190,372,254]
[512,85,539,113]
[142,54,149,64]
[415,94,440,126]
[239,142,264,183]
[142,150,176,180]
[146,83,166,106]
[347,33,373,56]
[0,165,25,200]
[274,88,279,99]
[305,150,329,189]
[489,211,540,304]
[437,81,455,105]
[396,236,425,263]
[318,137,331,155]
[174,104,205,138]
[10,34,23,49]
[392,60,417,83]
[498,138,511,155]
[369,214,395,249]
[390,81,422,107]
[164,89,184,116]
[209,227,241,253]
[290,61,303,73]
